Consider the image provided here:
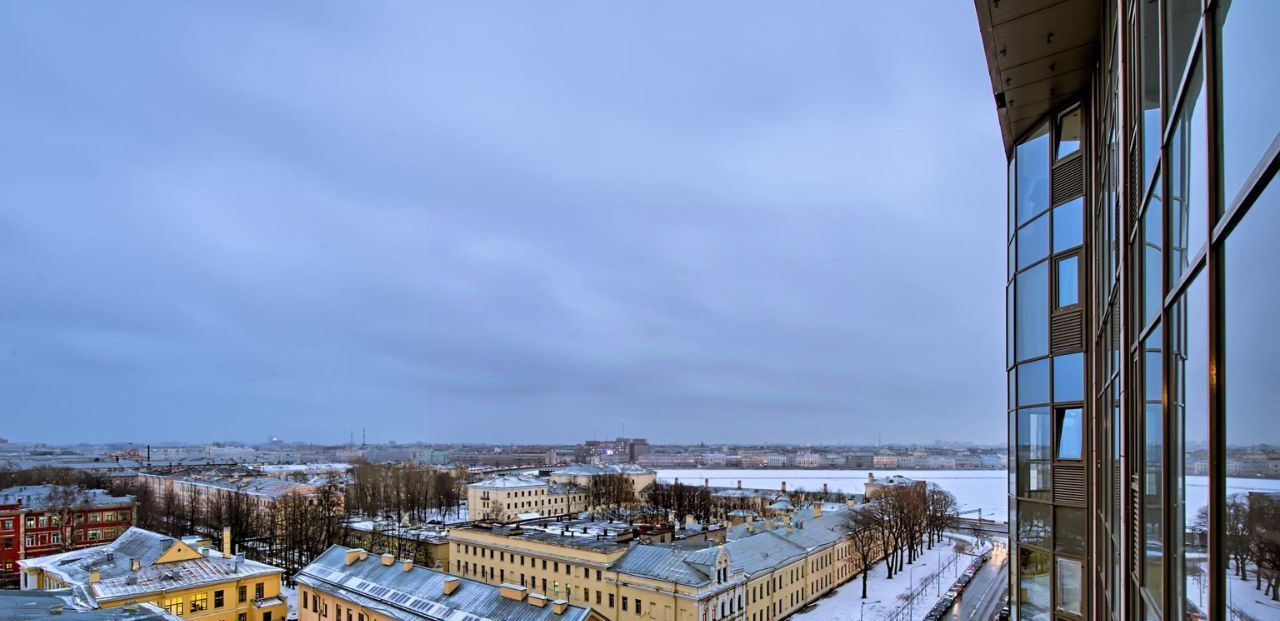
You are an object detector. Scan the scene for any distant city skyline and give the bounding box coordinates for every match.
[0,2,1005,445]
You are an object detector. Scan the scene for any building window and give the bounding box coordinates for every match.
[1055,407,1083,460]
[255,582,265,600]
[1168,63,1207,285]
[1016,122,1051,226]
[162,596,184,616]
[1017,548,1050,619]
[1053,197,1083,253]
[1055,255,1079,308]
[1055,557,1083,616]
[1015,264,1049,361]
[1055,106,1081,160]
[190,593,208,613]
[214,590,224,608]
[238,585,247,603]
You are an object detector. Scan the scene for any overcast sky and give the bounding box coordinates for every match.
[0,2,1006,446]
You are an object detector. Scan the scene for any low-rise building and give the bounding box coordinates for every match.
[295,545,603,621]
[17,526,287,621]
[467,475,589,524]
[446,503,877,621]
[0,485,136,588]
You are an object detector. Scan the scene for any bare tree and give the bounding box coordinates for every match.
[841,506,884,598]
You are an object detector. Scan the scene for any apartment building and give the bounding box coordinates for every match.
[17,526,287,621]
[0,485,135,588]
[974,0,1279,618]
[468,465,655,524]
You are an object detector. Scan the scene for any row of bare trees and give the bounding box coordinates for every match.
[841,483,959,598]
[1217,492,1280,602]
[104,474,346,577]
[344,461,463,523]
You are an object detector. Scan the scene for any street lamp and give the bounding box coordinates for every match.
[859,599,881,621]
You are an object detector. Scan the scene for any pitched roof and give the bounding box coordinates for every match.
[0,590,180,621]
[609,545,721,586]
[296,546,592,621]
[0,486,133,511]
[18,527,281,605]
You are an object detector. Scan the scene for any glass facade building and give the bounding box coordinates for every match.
[975,0,1279,619]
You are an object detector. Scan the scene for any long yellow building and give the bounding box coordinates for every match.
[446,502,881,621]
[17,527,287,621]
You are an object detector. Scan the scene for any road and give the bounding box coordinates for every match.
[940,541,1009,621]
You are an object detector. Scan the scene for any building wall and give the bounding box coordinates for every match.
[0,501,135,587]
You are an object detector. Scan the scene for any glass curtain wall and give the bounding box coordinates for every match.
[1009,106,1088,620]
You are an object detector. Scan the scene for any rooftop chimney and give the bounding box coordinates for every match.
[500,584,528,601]
[813,504,823,518]
[402,559,413,572]
[131,558,141,572]
[88,571,100,584]
[344,549,364,566]
[528,593,547,608]
[381,553,395,566]
[443,576,460,596]
[552,599,569,614]
[222,527,232,557]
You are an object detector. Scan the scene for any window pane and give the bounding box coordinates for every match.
[1017,501,1051,548]
[1009,158,1017,240]
[1140,0,1161,189]
[1017,359,1050,407]
[1169,65,1207,284]
[1172,274,1209,620]
[1056,107,1081,159]
[1053,353,1083,403]
[1165,0,1200,109]
[1018,548,1051,620]
[1142,326,1164,609]
[1218,0,1280,206]
[1056,408,1083,460]
[1053,197,1084,252]
[1016,123,1051,226]
[1018,212,1049,270]
[1224,179,1280,616]
[1007,283,1015,368]
[1056,557,1084,615]
[1056,507,1086,556]
[1017,408,1051,464]
[1057,255,1079,308]
[1144,181,1164,325]
[1016,263,1049,361]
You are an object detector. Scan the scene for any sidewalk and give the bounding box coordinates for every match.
[794,538,973,621]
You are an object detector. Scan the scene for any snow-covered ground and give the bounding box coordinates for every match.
[794,538,975,621]
[1223,562,1280,620]
[658,469,1010,519]
[281,584,297,620]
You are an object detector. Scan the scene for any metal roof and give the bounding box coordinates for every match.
[0,485,133,511]
[296,546,592,621]
[0,590,180,621]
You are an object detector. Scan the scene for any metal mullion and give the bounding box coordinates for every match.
[1160,26,1207,150]
[1212,136,1280,244]
[1202,3,1224,618]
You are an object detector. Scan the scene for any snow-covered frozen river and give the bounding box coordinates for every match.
[657,468,1011,520]
[656,468,1280,523]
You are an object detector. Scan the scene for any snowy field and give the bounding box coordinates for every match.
[657,469,1011,520]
